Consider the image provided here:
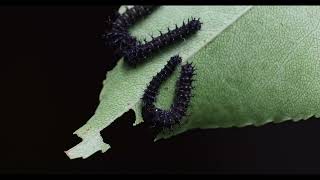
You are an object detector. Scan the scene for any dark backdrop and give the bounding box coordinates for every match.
[2,6,320,174]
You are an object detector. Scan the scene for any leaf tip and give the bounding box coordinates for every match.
[65,132,110,160]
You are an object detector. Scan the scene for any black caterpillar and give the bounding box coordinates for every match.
[142,55,196,129]
[112,6,158,31]
[102,6,158,53]
[123,18,202,66]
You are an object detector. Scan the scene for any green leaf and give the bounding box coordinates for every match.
[65,6,320,159]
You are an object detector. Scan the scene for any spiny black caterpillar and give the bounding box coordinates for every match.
[102,6,158,53]
[112,6,158,31]
[123,17,202,66]
[142,55,196,129]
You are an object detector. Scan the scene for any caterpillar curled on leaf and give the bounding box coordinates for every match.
[123,17,202,66]
[102,6,158,52]
[142,55,196,129]
[104,11,120,30]
[103,31,140,53]
[112,6,158,31]
[142,55,182,105]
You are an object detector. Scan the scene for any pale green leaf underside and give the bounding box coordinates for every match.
[65,6,320,159]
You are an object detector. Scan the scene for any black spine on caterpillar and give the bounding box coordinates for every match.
[102,6,158,52]
[141,55,196,129]
[123,17,202,66]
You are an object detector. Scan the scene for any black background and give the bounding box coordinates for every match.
[2,5,320,174]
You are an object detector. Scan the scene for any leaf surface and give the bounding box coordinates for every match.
[66,6,320,159]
